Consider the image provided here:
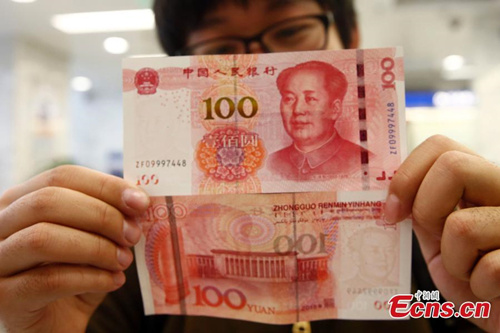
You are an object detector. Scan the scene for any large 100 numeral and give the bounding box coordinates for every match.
[194,285,246,310]
[204,96,259,120]
[273,233,327,255]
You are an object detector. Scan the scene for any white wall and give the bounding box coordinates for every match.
[0,35,125,195]
[11,39,70,183]
[0,37,14,193]
[70,89,123,174]
[475,65,500,165]
[406,107,480,152]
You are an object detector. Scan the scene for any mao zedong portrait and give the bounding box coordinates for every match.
[345,227,398,288]
[267,61,363,181]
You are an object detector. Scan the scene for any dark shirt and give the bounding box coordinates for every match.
[267,134,362,181]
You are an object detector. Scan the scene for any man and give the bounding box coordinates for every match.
[268,60,362,180]
[345,227,398,288]
[342,227,398,316]
[0,0,497,332]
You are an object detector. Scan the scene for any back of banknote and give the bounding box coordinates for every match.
[135,191,412,323]
[123,48,406,196]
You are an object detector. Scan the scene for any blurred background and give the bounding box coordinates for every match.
[0,0,499,193]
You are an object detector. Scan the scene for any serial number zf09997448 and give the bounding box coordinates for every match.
[136,160,187,168]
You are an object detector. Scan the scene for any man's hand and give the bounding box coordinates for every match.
[0,166,150,333]
[386,135,500,332]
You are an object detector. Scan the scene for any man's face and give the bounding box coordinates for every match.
[279,70,340,151]
[356,232,397,282]
[186,0,345,54]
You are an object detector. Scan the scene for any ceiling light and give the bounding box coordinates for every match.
[11,0,37,2]
[104,37,130,54]
[51,9,154,34]
[442,55,465,71]
[71,77,93,92]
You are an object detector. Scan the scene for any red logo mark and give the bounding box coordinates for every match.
[135,68,159,95]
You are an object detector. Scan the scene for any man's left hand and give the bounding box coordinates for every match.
[386,135,500,332]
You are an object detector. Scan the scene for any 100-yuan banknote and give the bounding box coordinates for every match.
[123,48,406,196]
[135,191,411,323]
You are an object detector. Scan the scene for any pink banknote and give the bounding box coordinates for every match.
[135,192,412,322]
[123,48,406,196]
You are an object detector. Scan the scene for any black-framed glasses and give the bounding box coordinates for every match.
[177,12,335,56]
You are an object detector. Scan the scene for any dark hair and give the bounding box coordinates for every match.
[277,61,348,103]
[153,0,357,55]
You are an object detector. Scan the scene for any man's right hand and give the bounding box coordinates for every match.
[0,165,150,333]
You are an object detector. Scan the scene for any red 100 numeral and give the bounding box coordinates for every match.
[194,285,247,310]
[381,57,396,90]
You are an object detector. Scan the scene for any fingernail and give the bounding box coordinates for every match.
[384,194,401,224]
[117,247,133,268]
[113,272,126,286]
[123,220,142,245]
[122,188,149,211]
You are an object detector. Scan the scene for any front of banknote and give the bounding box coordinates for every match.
[123,48,411,323]
[124,48,406,196]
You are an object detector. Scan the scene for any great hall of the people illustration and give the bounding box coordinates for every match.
[186,250,329,282]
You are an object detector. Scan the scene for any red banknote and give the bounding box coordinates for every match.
[123,48,412,322]
[135,191,411,322]
[123,48,406,196]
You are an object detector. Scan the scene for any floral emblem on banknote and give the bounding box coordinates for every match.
[135,67,160,95]
[196,127,266,182]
